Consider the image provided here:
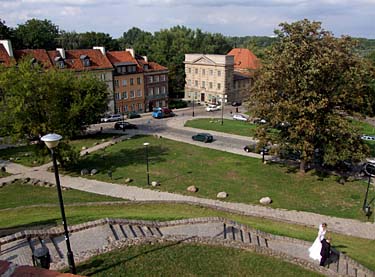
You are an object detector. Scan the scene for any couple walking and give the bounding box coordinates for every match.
[308,223,332,266]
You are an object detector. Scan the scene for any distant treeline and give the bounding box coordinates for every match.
[1,18,374,98]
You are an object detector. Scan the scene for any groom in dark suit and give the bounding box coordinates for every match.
[320,235,332,266]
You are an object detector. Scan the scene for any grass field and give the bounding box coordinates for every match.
[75,242,322,276]
[66,135,372,221]
[185,118,257,137]
[1,183,374,271]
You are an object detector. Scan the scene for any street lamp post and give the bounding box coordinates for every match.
[221,94,227,125]
[192,98,195,117]
[144,142,150,185]
[363,162,375,220]
[41,133,76,274]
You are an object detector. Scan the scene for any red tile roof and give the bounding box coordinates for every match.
[227,48,260,70]
[0,44,13,66]
[48,49,113,71]
[106,51,143,73]
[14,49,53,68]
[147,61,168,71]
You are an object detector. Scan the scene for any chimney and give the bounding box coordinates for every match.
[93,46,106,55]
[56,48,66,59]
[0,40,14,57]
[142,56,148,62]
[126,48,135,58]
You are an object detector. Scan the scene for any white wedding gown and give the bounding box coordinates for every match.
[308,224,326,261]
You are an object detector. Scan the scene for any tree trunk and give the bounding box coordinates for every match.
[299,160,306,173]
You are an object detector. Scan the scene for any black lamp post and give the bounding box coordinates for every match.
[221,94,227,125]
[144,142,150,185]
[363,162,375,219]
[192,98,195,117]
[41,133,76,274]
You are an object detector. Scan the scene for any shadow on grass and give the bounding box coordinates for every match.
[0,218,59,236]
[68,136,169,175]
[76,237,195,276]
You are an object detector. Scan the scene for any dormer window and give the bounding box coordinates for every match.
[143,64,149,70]
[80,55,90,67]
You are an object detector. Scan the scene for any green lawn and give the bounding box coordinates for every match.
[185,118,257,137]
[0,182,123,209]
[75,242,322,277]
[68,133,119,151]
[67,135,372,221]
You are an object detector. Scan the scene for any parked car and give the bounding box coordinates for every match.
[232,114,248,121]
[152,107,175,119]
[244,145,269,154]
[127,112,141,119]
[253,118,267,124]
[101,114,122,122]
[114,121,137,130]
[205,104,221,112]
[192,133,214,143]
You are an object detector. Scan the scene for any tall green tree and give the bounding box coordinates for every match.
[0,57,108,166]
[0,18,14,40]
[14,19,59,49]
[250,19,375,172]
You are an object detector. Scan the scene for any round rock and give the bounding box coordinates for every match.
[259,197,272,205]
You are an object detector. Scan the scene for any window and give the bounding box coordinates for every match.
[188,67,191,73]
[195,68,198,74]
[114,80,119,88]
[131,103,135,111]
[149,88,154,96]
[124,105,128,112]
[115,107,120,113]
[138,103,143,111]
[137,77,141,85]
[161,86,166,94]
[148,76,153,83]
[100,73,106,81]
[122,80,127,86]
[161,75,166,81]
[115,93,120,100]
[137,89,142,97]
[217,83,221,90]
[188,79,191,86]
[155,87,160,95]
[217,70,221,77]
[202,81,205,88]
[154,75,159,82]
[123,91,127,99]
[202,69,205,75]
[130,90,135,98]
[209,82,213,89]
[130,78,134,85]
[195,80,198,87]
[210,69,213,76]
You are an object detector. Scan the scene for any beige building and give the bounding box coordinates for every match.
[183,54,234,105]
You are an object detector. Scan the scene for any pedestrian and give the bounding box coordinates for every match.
[320,234,332,266]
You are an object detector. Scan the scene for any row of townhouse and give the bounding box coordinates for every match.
[0,40,169,115]
[183,48,260,105]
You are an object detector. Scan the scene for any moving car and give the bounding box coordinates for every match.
[114,121,137,130]
[192,133,214,143]
[152,107,175,119]
[205,104,221,112]
[232,114,248,121]
[127,112,141,119]
[101,114,122,122]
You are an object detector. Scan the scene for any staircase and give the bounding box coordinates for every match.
[1,217,373,276]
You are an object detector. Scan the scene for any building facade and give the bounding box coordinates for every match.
[184,54,234,105]
[106,50,145,115]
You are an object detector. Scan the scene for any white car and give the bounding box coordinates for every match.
[206,104,221,112]
[232,114,248,121]
[101,114,122,122]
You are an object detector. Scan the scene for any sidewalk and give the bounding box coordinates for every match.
[1,160,375,240]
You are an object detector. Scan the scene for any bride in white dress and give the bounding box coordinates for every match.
[308,223,327,261]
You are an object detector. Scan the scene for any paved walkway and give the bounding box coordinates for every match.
[1,116,374,241]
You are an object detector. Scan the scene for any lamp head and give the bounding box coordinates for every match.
[143,142,150,146]
[41,133,62,149]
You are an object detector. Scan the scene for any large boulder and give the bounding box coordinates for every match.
[124,178,133,183]
[151,181,160,187]
[90,169,98,176]
[217,191,228,199]
[187,185,198,192]
[259,197,272,205]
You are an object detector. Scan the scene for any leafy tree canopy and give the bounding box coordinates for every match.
[250,19,375,172]
[0,18,14,40]
[0,57,108,141]
[14,19,59,50]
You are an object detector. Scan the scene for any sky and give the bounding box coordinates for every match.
[0,0,374,39]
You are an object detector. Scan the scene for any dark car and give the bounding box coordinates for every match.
[192,133,213,143]
[127,112,141,119]
[114,121,137,130]
[244,145,269,154]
